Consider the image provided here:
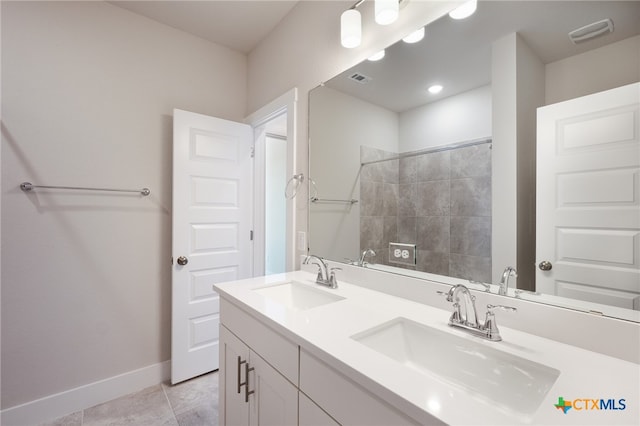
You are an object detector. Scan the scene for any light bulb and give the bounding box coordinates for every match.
[403,27,425,44]
[368,50,385,61]
[428,85,443,94]
[449,0,477,20]
[375,0,399,26]
[341,9,362,48]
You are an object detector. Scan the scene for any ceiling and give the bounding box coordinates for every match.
[108,1,640,112]
[108,1,300,53]
[325,1,640,112]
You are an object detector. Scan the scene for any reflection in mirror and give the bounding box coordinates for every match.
[309,1,640,321]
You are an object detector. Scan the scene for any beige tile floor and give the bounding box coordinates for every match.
[39,371,218,426]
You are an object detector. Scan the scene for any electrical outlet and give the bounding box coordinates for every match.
[389,242,417,265]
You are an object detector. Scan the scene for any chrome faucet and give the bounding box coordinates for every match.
[357,249,376,266]
[443,284,479,327]
[438,284,517,341]
[303,255,339,288]
[499,266,517,296]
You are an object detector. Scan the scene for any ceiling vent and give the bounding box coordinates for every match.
[348,72,373,84]
[568,18,614,44]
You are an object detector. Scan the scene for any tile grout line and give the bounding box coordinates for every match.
[161,383,180,425]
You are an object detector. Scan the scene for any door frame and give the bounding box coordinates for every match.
[245,88,298,273]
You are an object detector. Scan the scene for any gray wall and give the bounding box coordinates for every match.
[1,1,246,408]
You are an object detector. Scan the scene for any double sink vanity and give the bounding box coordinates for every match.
[214,261,639,425]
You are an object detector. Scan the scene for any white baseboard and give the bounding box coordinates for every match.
[0,360,171,425]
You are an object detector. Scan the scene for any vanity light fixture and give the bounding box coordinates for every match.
[341,8,362,48]
[340,0,405,48]
[368,50,385,61]
[428,84,443,94]
[449,0,477,20]
[375,0,399,25]
[402,27,425,44]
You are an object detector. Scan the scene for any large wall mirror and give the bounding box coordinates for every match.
[309,1,640,322]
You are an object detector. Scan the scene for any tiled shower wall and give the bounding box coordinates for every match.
[360,143,492,283]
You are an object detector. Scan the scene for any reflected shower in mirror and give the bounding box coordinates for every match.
[358,139,492,283]
[309,1,640,322]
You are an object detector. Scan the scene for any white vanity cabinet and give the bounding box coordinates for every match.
[298,392,340,426]
[299,349,428,426]
[220,325,298,425]
[219,300,299,426]
[216,272,640,426]
[218,297,420,426]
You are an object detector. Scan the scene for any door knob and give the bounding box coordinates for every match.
[177,256,189,266]
[538,260,552,271]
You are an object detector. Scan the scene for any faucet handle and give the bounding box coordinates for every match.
[483,304,516,341]
[328,267,341,288]
[486,304,517,313]
[436,289,452,302]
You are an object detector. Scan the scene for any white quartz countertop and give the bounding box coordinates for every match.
[214,270,640,425]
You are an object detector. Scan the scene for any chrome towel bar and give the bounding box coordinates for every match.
[310,197,358,205]
[20,182,150,196]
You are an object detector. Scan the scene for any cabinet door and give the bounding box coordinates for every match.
[220,325,251,426]
[249,350,298,426]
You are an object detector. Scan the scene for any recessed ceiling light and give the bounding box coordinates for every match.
[368,50,385,61]
[428,85,443,94]
[449,0,477,20]
[403,27,425,44]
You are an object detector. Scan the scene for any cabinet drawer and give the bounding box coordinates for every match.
[300,349,428,426]
[221,298,298,384]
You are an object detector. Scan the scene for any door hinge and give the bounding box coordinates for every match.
[250,230,254,241]
[250,146,255,158]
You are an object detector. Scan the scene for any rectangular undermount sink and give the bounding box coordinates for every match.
[254,281,345,311]
[351,317,560,417]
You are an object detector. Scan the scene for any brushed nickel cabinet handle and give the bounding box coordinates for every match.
[237,356,243,394]
[244,362,255,403]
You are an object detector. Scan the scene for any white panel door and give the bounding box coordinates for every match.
[536,83,640,309]
[172,109,253,384]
